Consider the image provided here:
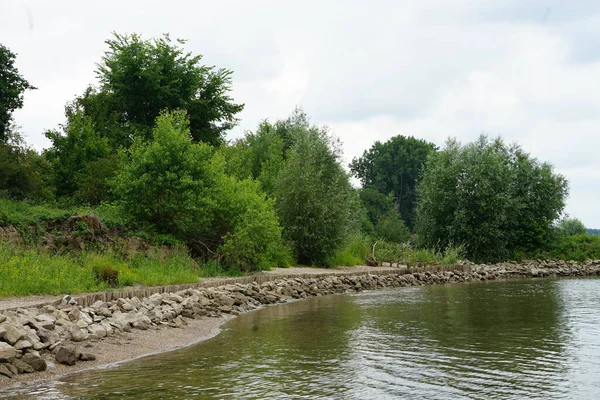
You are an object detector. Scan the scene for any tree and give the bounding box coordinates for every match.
[415,136,567,261]
[555,217,587,237]
[274,114,352,265]
[71,33,243,148]
[113,110,286,270]
[44,112,113,202]
[350,135,436,228]
[0,131,52,201]
[0,44,36,142]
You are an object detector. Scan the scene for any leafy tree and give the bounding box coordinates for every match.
[112,110,216,235]
[71,32,243,148]
[0,44,36,142]
[415,135,567,261]
[358,187,397,226]
[555,217,587,237]
[0,131,52,201]
[274,115,352,265]
[113,110,285,270]
[350,135,436,228]
[44,112,113,202]
[375,210,411,243]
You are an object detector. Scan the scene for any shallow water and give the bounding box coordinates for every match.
[5,278,600,399]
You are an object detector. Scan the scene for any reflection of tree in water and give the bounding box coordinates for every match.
[356,280,572,396]
[57,294,364,399]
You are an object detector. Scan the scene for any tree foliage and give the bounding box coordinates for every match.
[0,44,36,143]
[350,135,436,228]
[555,217,587,237]
[415,136,568,261]
[113,110,285,270]
[274,114,352,265]
[0,132,52,201]
[71,32,243,148]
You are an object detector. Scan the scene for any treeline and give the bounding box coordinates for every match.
[1,33,598,275]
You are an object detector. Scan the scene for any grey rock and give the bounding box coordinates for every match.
[13,339,33,351]
[0,323,25,345]
[21,352,47,371]
[55,346,77,366]
[79,352,96,361]
[0,342,16,363]
[0,363,14,378]
[0,314,6,323]
[12,358,34,374]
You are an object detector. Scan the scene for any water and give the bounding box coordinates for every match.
[5,278,600,399]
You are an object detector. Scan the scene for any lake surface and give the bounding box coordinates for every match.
[5,278,600,399]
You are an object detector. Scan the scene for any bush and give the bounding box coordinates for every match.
[554,217,587,237]
[375,210,411,243]
[327,234,371,267]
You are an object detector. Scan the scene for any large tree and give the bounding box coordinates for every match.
[415,136,568,261]
[350,135,436,228]
[68,32,243,148]
[0,44,35,142]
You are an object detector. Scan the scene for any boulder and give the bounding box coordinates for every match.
[22,352,47,372]
[55,346,77,366]
[0,364,14,378]
[0,314,6,324]
[13,339,33,351]
[78,352,96,361]
[12,358,34,374]
[0,323,25,345]
[0,342,16,363]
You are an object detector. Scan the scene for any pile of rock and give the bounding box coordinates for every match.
[2,260,600,380]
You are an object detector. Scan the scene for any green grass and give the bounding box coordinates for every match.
[534,234,600,262]
[328,235,466,268]
[0,243,210,298]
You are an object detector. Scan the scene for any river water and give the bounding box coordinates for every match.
[4,278,600,399]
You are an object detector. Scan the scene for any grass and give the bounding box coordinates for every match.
[534,234,600,262]
[0,243,221,298]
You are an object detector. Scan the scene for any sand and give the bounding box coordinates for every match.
[0,315,231,390]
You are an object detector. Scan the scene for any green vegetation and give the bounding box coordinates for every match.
[0,243,201,297]
[351,135,436,228]
[0,34,595,298]
[415,136,568,262]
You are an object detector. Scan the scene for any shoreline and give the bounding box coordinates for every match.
[2,260,600,390]
[0,315,231,390]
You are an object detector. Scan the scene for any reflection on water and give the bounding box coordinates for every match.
[5,278,600,399]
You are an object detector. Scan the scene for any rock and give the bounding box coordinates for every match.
[0,364,14,378]
[2,362,18,376]
[169,315,187,328]
[78,353,96,361]
[68,308,81,321]
[12,358,34,374]
[60,294,77,306]
[0,323,25,345]
[55,346,77,366]
[87,324,107,339]
[68,326,87,342]
[13,339,33,351]
[33,314,56,330]
[0,315,6,324]
[37,328,60,345]
[21,352,47,371]
[76,319,89,328]
[219,294,235,307]
[0,342,16,363]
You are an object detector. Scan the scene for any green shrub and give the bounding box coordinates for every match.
[328,234,371,266]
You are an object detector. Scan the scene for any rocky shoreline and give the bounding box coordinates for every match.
[1,259,599,386]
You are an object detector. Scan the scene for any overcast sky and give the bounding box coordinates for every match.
[2,0,599,227]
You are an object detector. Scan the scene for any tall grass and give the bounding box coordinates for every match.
[329,235,466,267]
[0,243,206,297]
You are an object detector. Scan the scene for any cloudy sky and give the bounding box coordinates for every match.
[2,0,599,226]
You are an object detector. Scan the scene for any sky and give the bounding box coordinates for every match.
[2,0,599,227]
